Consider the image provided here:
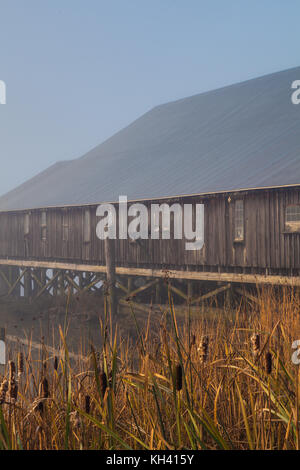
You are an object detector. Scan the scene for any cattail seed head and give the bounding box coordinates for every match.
[99,372,107,397]
[34,400,44,415]
[85,395,91,414]
[8,378,18,402]
[265,352,272,375]
[174,363,183,391]
[70,411,81,429]
[17,352,24,376]
[250,334,260,358]
[9,360,16,378]
[198,336,209,363]
[54,356,58,371]
[8,361,17,403]
[0,378,8,404]
[39,378,49,399]
[162,327,167,347]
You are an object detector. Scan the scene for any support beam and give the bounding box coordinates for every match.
[191,283,232,305]
[7,268,27,296]
[24,269,32,297]
[0,259,299,286]
[168,283,188,301]
[35,271,60,298]
[235,287,260,305]
[124,279,158,300]
[104,238,117,317]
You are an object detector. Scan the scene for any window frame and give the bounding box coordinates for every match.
[41,211,47,241]
[234,199,245,242]
[24,213,30,236]
[285,204,300,233]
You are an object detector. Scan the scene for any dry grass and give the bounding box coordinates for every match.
[0,285,300,450]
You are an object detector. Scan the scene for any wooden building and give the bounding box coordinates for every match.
[0,183,299,301]
[0,67,300,300]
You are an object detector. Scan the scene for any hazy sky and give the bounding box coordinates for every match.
[0,0,299,195]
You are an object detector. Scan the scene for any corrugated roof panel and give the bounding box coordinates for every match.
[0,66,300,210]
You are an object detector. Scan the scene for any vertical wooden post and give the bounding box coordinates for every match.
[0,267,9,296]
[155,279,161,304]
[52,269,58,296]
[24,269,32,298]
[187,281,193,304]
[9,266,21,298]
[41,268,46,286]
[31,269,38,296]
[79,272,84,291]
[58,271,65,296]
[127,276,133,293]
[105,237,117,317]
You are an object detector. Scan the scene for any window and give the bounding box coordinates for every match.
[41,211,47,240]
[83,209,91,242]
[24,213,30,236]
[285,205,300,233]
[62,214,69,241]
[234,200,244,241]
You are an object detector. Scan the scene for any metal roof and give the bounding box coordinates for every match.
[0,66,300,210]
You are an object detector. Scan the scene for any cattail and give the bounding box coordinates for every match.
[155,341,161,359]
[95,351,101,372]
[39,378,49,399]
[34,399,44,415]
[198,336,209,363]
[191,334,196,347]
[0,378,8,404]
[250,333,260,359]
[265,352,272,375]
[162,327,167,346]
[89,348,100,372]
[54,356,58,371]
[85,395,91,414]
[17,352,24,377]
[8,378,18,402]
[8,360,18,402]
[174,363,183,391]
[8,360,15,377]
[70,411,81,429]
[99,372,107,397]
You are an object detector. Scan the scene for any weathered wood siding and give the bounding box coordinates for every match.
[0,186,299,272]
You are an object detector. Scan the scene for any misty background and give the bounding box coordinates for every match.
[0,0,299,195]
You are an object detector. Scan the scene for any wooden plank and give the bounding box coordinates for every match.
[6,334,88,363]
[235,287,260,305]
[168,283,188,301]
[125,279,158,299]
[104,238,117,316]
[7,268,27,296]
[119,298,157,314]
[191,283,231,304]
[35,271,60,298]
[0,258,299,286]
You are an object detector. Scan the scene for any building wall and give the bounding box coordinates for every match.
[0,186,299,272]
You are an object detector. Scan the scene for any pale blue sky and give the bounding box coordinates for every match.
[0,0,299,194]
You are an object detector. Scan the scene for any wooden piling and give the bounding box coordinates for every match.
[104,237,117,317]
[24,269,32,298]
